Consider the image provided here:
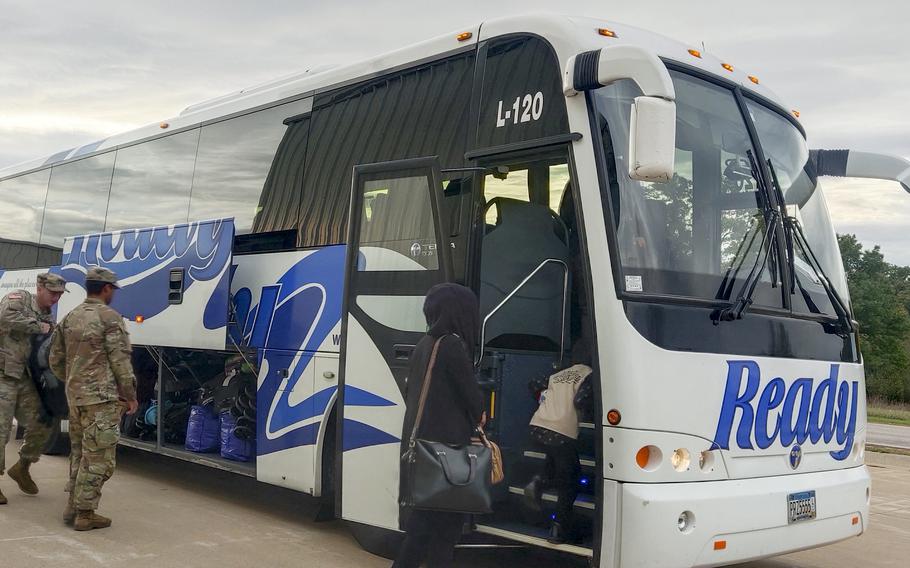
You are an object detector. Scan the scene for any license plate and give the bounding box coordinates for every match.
[787,490,817,524]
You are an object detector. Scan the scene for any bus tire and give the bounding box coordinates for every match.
[346,521,402,560]
[42,418,70,456]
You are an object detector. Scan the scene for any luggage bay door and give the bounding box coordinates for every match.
[339,157,452,530]
[55,218,235,350]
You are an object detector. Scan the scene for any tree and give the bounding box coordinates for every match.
[838,234,910,401]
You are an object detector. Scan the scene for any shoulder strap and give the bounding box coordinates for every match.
[408,336,444,447]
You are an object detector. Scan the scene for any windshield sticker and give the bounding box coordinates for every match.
[625,275,643,292]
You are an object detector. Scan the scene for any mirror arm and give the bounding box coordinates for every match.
[810,149,910,194]
[564,45,675,100]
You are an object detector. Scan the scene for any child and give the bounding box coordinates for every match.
[524,361,593,544]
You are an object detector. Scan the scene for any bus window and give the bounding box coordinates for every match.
[40,152,114,251]
[298,52,473,248]
[549,163,570,214]
[0,169,50,269]
[189,99,312,235]
[105,128,199,232]
[483,169,530,225]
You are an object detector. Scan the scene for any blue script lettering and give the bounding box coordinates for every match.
[63,220,230,283]
[712,360,859,461]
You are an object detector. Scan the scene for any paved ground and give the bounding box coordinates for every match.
[867,423,910,449]
[0,443,908,568]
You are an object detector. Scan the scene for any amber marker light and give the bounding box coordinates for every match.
[597,28,618,38]
[792,109,801,118]
[721,63,734,72]
[607,408,622,425]
[635,446,650,469]
[714,540,727,551]
[456,32,473,42]
[688,49,702,58]
[135,315,145,323]
[748,75,760,84]
[852,516,860,526]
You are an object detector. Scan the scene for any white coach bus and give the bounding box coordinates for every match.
[2,14,909,568]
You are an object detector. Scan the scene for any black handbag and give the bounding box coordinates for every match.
[400,337,493,514]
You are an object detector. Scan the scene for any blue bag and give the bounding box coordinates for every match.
[220,411,255,462]
[185,405,220,453]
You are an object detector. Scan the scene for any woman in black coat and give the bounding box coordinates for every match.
[393,283,485,568]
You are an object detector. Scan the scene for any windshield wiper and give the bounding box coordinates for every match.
[764,160,854,334]
[765,159,796,294]
[714,150,781,323]
[715,210,780,322]
[787,215,855,334]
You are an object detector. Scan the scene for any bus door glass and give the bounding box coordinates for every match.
[339,157,452,530]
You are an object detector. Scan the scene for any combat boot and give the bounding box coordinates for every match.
[74,510,112,531]
[63,494,75,525]
[8,460,38,495]
[0,486,7,505]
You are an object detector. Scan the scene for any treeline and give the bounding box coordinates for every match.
[838,234,910,402]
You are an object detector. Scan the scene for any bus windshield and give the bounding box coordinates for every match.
[593,70,847,314]
[745,100,850,314]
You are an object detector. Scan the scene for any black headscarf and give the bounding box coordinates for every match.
[423,283,480,360]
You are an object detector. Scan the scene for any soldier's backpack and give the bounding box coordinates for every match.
[28,334,68,423]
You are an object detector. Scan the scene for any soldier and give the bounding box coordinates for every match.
[0,273,67,504]
[49,267,138,531]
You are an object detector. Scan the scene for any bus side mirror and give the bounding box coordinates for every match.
[628,96,676,183]
[563,45,677,183]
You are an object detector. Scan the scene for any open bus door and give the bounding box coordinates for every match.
[337,157,453,551]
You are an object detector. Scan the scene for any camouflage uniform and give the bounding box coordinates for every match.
[0,289,55,476]
[49,269,136,514]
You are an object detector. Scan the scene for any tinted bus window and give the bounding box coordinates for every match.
[41,153,115,248]
[476,36,568,148]
[106,129,200,231]
[0,170,50,269]
[189,98,312,234]
[300,52,474,247]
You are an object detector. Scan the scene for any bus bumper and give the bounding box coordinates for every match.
[617,465,870,568]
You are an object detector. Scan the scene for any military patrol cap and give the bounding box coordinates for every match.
[85,267,120,289]
[37,272,67,292]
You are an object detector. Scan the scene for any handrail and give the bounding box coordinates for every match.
[477,258,569,367]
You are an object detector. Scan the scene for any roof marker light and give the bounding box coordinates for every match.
[159,122,169,129]
[722,63,734,72]
[748,75,760,85]
[598,28,618,38]
[456,32,473,42]
[688,49,702,58]
[792,110,801,118]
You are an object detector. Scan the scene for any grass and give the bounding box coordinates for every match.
[867,398,910,427]
[866,444,910,457]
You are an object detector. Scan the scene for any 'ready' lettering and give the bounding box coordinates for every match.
[712,360,858,461]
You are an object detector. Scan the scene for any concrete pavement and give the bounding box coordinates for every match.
[867,422,910,449]
[1,443,908,568]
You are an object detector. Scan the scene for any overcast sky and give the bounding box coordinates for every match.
[2,0,908,264]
